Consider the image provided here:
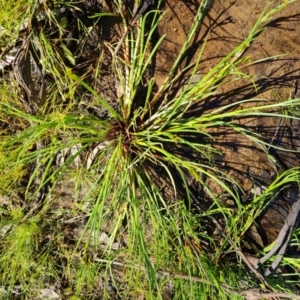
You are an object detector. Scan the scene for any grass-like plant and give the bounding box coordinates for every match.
[1,0,300,298]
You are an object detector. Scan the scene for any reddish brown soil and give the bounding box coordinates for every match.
[155,0,300,246]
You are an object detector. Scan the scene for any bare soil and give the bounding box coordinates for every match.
[153,0,300,246]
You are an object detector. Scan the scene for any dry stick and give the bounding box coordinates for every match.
[112,0,154,57]
[255,105,300,276]
[13,36,37,114]
[241,288,300,300]
[93,257,241,296]
[255,193,300,276]
[208,216,272,290]
[93,257,300,299]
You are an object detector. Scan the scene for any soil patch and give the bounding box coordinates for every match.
[153,0,300,246]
